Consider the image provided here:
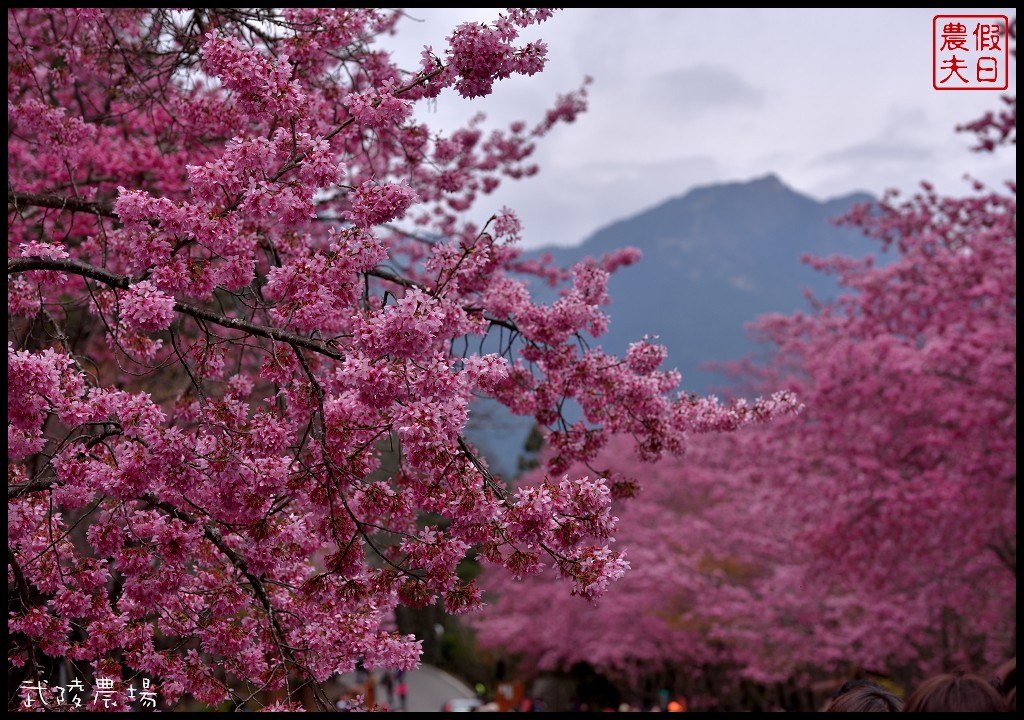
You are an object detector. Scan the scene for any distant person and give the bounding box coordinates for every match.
[992,657,1016,712]
[381,670,394,706]
[903,668,1007,712]
[395,670,408,711]
[568,697,590,712]
[824,679,903,712]
[334,685,358,711]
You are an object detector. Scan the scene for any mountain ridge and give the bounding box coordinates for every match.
[531,174,871,255]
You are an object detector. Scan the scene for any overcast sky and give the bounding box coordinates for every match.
[382,8,1016,250]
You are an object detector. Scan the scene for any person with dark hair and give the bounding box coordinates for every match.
[824,678,903,712]
[992,657,1016,712]
[902,668,1007,712]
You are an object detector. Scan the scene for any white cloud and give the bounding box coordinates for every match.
[383,8,1017,248]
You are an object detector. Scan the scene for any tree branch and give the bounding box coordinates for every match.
[8,188,118,218]
[8,256,346,361]
[11,255,521,342]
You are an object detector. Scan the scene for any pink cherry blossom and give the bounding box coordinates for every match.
[8,7,804,711]
[119,281,176,333]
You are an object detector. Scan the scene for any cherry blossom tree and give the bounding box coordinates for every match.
[6,8,798,711]
[471,45,1016,710]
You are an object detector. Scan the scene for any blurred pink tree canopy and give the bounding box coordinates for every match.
[472,27,1016,703]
